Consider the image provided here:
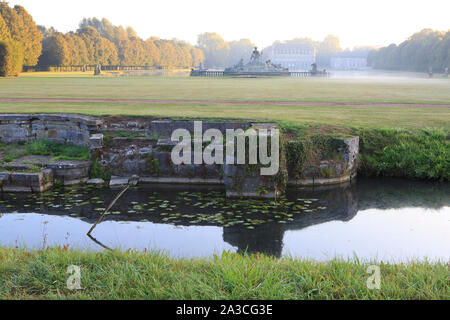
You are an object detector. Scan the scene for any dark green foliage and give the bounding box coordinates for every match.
[89,159,112,182]
[369,29,450,72]
[286,134,345,179]
[0,39,23,77]
[145,154,162,176]
[282,124,449,182]
[356,128,449,181]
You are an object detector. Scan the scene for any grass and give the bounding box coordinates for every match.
[0,140,89,163]
[0,248,447,300]
[0,75,449,104]
[0,102,448,129]
[357,128,450,181]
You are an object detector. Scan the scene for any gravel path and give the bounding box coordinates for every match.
[0,98,449,108]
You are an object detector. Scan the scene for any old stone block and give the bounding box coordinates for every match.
[87,178,105,185]
[48,160,90,184]
[151,121,173,138]
[110,176,129,188]
[89,134,104,148]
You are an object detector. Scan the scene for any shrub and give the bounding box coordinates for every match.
[0,40,23,77]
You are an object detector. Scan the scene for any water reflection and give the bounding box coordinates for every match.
[0,178,449,262]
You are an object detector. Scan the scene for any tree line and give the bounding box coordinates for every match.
[368,29,450,72]
[38,17,205,69]
[0,2,205,74]
[1,2,448,76]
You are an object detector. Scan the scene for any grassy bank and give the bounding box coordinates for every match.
[0,248,447,300]
[356,128,449,181]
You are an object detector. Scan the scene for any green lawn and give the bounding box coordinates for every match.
[0,248,447,300]
[0,101,448,129]
[1,75,449,104]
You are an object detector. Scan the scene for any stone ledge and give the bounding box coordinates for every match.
[139,177,223,185]
[288,172,356,187]
[0,169,53,192]
[226,191,276,199]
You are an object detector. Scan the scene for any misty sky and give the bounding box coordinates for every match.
[6,0,450,49]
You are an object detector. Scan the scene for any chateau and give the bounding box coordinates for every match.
[330,51,369,70]
[265,43,316,71]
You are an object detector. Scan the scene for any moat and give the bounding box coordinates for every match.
[0,178,448,263]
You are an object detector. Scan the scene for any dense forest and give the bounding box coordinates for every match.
[368,29,450,72]
[1,2,449,76]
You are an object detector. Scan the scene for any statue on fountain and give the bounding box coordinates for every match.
[223,47,289,77]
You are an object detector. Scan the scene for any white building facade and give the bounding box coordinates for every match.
[330,52,369,70]
[266,43,316,71]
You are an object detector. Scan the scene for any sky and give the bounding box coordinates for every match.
[6,0,450,49]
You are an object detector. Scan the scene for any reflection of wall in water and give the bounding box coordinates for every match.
[223,184,358,257]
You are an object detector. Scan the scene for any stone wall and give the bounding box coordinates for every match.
[0,114,101,145]
[0,114,360,197]
[287,136,359,186]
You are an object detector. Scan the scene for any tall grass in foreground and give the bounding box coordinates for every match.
[0,248,447,300]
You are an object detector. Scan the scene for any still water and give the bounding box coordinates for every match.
[0,178,449,262]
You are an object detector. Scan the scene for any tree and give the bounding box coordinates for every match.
[35,15,203,69]
[190,47,204,68]
[77,26,118,65]
[228,39,254,66]
[39,33,69,66]
[38,25,57,38]
[155,39,178,68]
[12,5,42,66]
[0,3,42,66]
[0,39,23,76]
[369,29,449,72]
[317,35,342,67]
[197,32,229,68]
[69,33,89,65]
[126,26,138,40]
[0,14,10,41]
[145,38,161,67]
